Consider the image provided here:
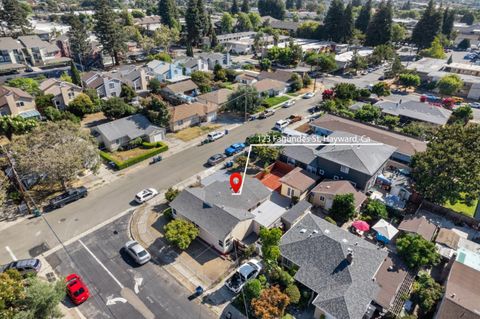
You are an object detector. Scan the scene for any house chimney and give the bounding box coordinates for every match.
[346,252,354,264]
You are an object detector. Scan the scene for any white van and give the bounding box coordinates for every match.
[207,131,225,141]
[274,119,290,131]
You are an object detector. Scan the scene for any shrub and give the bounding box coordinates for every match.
[99,142,168,170]
[165,187,180,202]
[285,284,300,304]
[164,219,199,250]
[324,216,337,225]
[163,207,173,220]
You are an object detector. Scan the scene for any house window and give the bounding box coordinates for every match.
[55,100,60,106]
[225,238,231,246]
[16,101,24,107]
[320,196,325,201]
[333,175,339,180]
[109,83,115,89]
[287,158,296,165]
[287,187,293,197]
[177,119,184,125]
[307,165,315,174]
[68,92,75,99]
[218,240,224,247]
[340,166,349,174]
[319,169,324,175]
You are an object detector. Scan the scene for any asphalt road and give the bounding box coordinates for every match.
[0,93,322,264]
[47,213,215,319]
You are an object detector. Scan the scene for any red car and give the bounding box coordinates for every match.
[66,274,90,305]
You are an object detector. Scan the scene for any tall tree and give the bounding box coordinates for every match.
[355,0,371,33]
[93,0,126,65]
[296,0,303,10]
[258,0,286,20]
[396,234,440,269]
[143,97,171,127]
[330,193,356,224]
[343,2,354,43]
[286,0,294,9]
[323,0,345,42]
[411,0,442,49]
[185,0,202,46]
[237,12,253,31]
[442,7,455,38]
[158,0,178,29]
[153,25,180,53]
[241,0,249,13]
[0,0,31,36]
[67,14,90,66]
[221,12,234,33]
[70,60,82,87]
[231,0,239,15]
[461,12,475,25]
[197,0,207,36]
[365,0,393,46]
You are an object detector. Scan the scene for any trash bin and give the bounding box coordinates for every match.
[225,129,229,135]
[195,286,204,295]
[33,208,42,217]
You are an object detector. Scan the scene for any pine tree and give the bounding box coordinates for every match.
[365,0,393,46]
[286,0,294,9]
[411,0,443,49]
[296,0,303,10]
[355,0,371,33]
[231,0,240,15]
[257,0,286,20]
[0,0,31,36]
[324,0,345,42]
[158,0,178,29]
[70,61,82,86]
[402,0,411,10]
[442,7,455,38]
[93,0,126,65]
[186,0,202,45]
[67,14,90,64]
[186,44,193,57]
[197,0,207,36]
[241,0,249,13]
[447,54,453,64]
[343,2,354,43]
[352,0,362,6]
[211,26,218,48]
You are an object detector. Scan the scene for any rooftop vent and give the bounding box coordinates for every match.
[300,228,307,234]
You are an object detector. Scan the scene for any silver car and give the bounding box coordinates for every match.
[124,241,151,265]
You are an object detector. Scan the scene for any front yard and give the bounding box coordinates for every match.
[99,141,168,169]
[444,194,478,217]
[263,95,290,108]
[173,124,222,142]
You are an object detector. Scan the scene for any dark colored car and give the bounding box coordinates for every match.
[49,187,88,209]
[2,258,42,275]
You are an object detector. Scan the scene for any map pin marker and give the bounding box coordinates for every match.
[230,173,242,193]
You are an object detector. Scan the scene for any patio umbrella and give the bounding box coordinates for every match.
[352,220,370,232]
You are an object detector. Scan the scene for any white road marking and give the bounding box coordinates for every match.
[78,240,124,289]
[5,246,17,261]
[134,277,143,294]
[106,295,127,306]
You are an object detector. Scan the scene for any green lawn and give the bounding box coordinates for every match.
[263,95,290,108]
[287,93,299,97]
[444,195,478,217]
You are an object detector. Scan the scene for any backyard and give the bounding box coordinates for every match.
[172,124,222,142]
[444,194,478,217]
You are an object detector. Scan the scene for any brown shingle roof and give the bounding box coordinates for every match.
[197,88,231,106]
[311,114,427,156]
[311,180,366,209]
[435,228,461,249]
[279,167,319,192]
[253,79,287,93]
[398,215,437,241]
[374,253,409,310]
[164,80,198,94]
[258,70,293,83]
[169,102,216,122]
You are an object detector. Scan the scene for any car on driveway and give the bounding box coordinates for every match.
[282,100,295,108]
[225,259,262,294]
[303,92,315,99]
[207,153,226,166]
[135,188,158,204]
[49,187,88,209]
[124,240,151,265]
[2,258,42,275]
[225,143,246,156]
[66,273,90,305]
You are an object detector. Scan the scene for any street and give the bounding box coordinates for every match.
[46,213,215,319]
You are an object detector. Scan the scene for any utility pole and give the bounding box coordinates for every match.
[244,92,248,122]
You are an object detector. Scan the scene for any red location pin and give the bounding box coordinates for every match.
[230,173,242,193]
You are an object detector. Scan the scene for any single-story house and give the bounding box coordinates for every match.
[170,178,271,254]
[279,167,319,200]
[92,114,165,151]
[280,213,387,319]
[162,79,199,97]
[235,73,258,85]
[196,88,231,109]
[374,100,452,126]
[397,214,437,241]
[310,114,427,164]
[169,102,217,131]
[258,70,293,85]
[281,200,312,230]
[253,79,287,97]
[134,15,162,32]
[435,228,462,260]
[39,78,82,110]
[0,85,40,119]
[309,180,367,211]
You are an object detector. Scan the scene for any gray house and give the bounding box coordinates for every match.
[280,213,387,319]
[374,100,452,126]
[92,114,165,151]
[281,131,396,191]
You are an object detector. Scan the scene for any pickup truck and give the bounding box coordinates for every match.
[258,109,275,119]
[225,259,262,294]
[49,187,88,209]
[287,114,302,123]
[225,143,246,156]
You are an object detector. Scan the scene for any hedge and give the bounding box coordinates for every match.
[99,142,168,170]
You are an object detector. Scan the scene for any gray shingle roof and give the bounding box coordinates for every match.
[18,35,59,53]
[375,100,452,125]
[94,114,163,142]
[281,200,312,225]
[0,37,23,50]
[170,178,271,239]
[282,145,318,167]
[280,213,387,319]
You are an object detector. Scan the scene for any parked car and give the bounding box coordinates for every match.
[308,105,320,114]
[49,187,88,209]
[134,188,158,204]
[225,259,262,294]
[225,143,246,156]
[124,240,151,265]
[207,153,226,166]
[274,119,290,131]
[258,109,275,119]
[207,131,225,142]
[303,92,315,99]
[2,258,42,275]
[282,100,295,108]
[469,102,480,109]
[66,274,90,305]
[287,114,302,123]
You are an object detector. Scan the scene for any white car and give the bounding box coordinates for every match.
[282,100,295,108]
[274,119,290,131]
[135,188,158,204]
[303,92,315,99]
[207,131,225,142]
[225,259,262,294]
[469,102,480,109]
[124,240,151,265]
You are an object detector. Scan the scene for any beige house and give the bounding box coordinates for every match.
[196,88,231,110]
[39,79,82,110]
[279,167,319,200]
[0,85,40,119]
[253,78,287,97]
[310,180,367,212]
[169,102,217,131]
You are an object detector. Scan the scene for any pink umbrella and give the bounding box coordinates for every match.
[352,220,370,232]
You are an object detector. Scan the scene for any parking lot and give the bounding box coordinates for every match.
[46,213,215,319]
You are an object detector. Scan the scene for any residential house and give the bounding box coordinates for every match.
[235,72,258,85]
[134,15,162,33]
[310,180,367,211]
[435,261,480,319]
[162,79,199,97]
[0,86,40,119]
[197,52,231,70]
[196,88,231,109]
[374,100,452,126]
[261,16,299,33]
[310,114,427,164]
[170,178,271,253]
[281,200,312,230]
[39,79,82,110]
[0,37,27,74]
[92,114,165,151]
[107,65,149,93]
[17,35,70,67]
[397,214,437,241]
[81,71,122,99]
[146,60,186,83]
[435,228,462,260]
[280,213,387,319]
[279,167,319,200]
[335,49,373,70]
[253,79,287,97]
[169,102,217,131]
[281,131,397,191]
[217,32,257,44]
[258,70,294,88]
[175,57,209,75]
